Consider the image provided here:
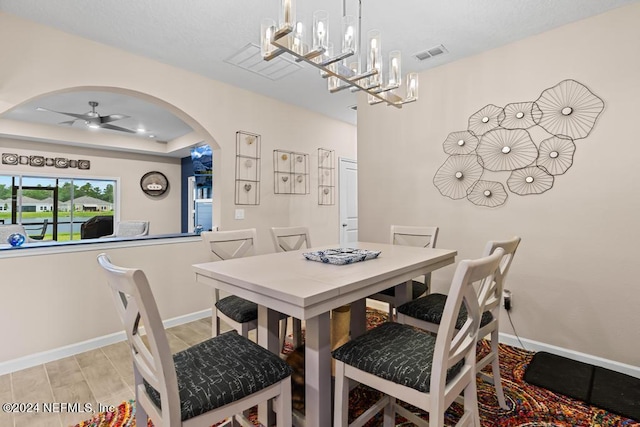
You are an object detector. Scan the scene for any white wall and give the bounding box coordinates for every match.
[357,3,640,366]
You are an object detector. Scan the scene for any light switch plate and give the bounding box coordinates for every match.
[234,209,245,220]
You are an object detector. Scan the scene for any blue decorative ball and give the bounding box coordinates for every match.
[7,233,26,247]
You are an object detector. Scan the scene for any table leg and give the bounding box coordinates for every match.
[305,311,332,427]
[257,306,281,426]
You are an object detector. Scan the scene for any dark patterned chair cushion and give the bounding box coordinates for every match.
[332,322,463,393]
[215,295,258,323]
[397,293,493,329]
[145,331,293,421]
[377,280,427,299]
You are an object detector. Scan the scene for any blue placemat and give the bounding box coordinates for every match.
[303,248,381,265]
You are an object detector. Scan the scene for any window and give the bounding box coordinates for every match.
[0,174,117,241]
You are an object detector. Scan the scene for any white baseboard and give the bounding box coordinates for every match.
[368,299,640,379]
[5,306,637,381]
[499,332,640,379]
[0,309,212,376]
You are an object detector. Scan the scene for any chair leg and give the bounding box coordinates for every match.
[240,322,250,338]
[279,318,287,354]
[387,303,394,322]
[133,377,148,426]
[275,380,292,427]
[463,375,480,427]
[212,290,221,337]
[212,308,221,338]
[383,397,395,427]
[490,329,508,409]
[334,361,349,427]
[293,318,302,347]
[135,404,148,427]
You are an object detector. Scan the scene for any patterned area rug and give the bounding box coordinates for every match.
[72,309,640,427]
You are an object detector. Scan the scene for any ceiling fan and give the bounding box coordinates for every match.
[36,101,136,134]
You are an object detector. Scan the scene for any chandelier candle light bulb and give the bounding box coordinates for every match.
[313,10,329,51]
[261,18,277,58]
[342,15,357,53]
[367,29,382,87]
[292,22,305,54]
[280,0,295,30]
[389,50,401,87]
[407,73,419,100]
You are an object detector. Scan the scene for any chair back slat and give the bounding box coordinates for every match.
[270,226,311,252]
[430,248,504,392]
[202,229,257,260]
[480,236,521,312]
[115,220,149,237]
[390,225,439,249]
[97,253,181,424]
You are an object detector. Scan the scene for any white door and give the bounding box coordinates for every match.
[339,158,358,246]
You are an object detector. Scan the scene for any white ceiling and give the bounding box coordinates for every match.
[0,0,637,150]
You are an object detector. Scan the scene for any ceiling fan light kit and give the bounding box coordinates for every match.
[37,101,149,135]
[261,0,418,108]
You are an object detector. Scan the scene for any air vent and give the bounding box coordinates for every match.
[224,43,302,80]
[414,44,448,61]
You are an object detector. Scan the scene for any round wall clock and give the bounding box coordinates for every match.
[140,171,169,196]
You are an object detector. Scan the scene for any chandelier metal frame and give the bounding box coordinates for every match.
[261,0,418,108]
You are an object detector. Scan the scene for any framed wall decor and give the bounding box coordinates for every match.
[140,171,169,197]
[433,79,604,207]
[235,131,261,205]
[318,148,335,205]
[1,153,91,170]
[273,149,309,195]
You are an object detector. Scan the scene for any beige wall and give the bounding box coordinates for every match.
[357,3,640,366]
[0,240,212,363]
[0,11,355,366]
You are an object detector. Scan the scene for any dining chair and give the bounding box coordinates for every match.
[333,248,505,427]
[270,226,311,348]
[202,229,289,351]
[201,229,260,339]
[25,218,48,240]
[397,236,521,410]
[368,225,439,319]
[97,253,293,427]
[0,224,36,244]
[103,220,149,238]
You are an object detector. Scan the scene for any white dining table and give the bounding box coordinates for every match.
[192,241,456,427]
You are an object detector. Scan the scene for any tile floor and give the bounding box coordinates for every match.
[0,317,218,427]
[1,302,372,427]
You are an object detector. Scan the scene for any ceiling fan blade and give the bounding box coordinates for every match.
[99,123,136,134]
[58,120,77,126]
[99,114,130,124]
[36,106,92,121]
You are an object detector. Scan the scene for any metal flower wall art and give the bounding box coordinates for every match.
[433,79,604,207]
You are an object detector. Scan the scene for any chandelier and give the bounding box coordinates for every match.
[260,0,418,108]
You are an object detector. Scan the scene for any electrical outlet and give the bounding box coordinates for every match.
[503,289,512,311]
[234,209,245,220]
